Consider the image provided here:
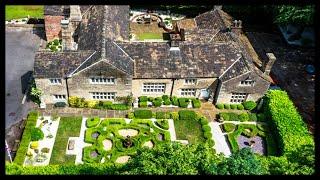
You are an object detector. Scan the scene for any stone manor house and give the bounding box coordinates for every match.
[34,5,276,107]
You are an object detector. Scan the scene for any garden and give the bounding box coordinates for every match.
[135,95,201,109]
[5,5,44,21]
[67,96,132,110]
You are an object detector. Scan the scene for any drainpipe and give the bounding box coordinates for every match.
[65,77,70,106]
[170,78,175,97]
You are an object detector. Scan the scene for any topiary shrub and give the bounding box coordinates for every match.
[200,117,209,125]
[162,95,169,101]
[178,98,189,108]
[230,104,237,109]
[86,117,100,128]
[54,102,66,107]
[86,100,98,108]
[139,96,148,102]
[110,104,130,110]
[202,125,211,132]
[228,113,239,121]
[170,112,179,121]
[204,132,212,139]
[171,96,179,106]
[134,109,152,119]
[249,113,257,121]
[207,139,215,147]
[178,110,196,121]
[155,97,163,101]
[237,104,244,110]
[239,113,249,122]
[139,101,147,108]
[127,112,134,119]
[68,96,78,107]
[163,99,171,105]
[103,101,113,109]
[219,112,230,121]
[223,123,236,132]
[155,119,169,130]
[192,99,201,108]
[224,104,230,109]
[156,112,170,119]
[31,127,44,141]
[242,101,257,111]
[152,100,162,107]
[216,104,224,109]
[148,97,154,102]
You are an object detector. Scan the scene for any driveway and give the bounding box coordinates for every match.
[5,27,44,128]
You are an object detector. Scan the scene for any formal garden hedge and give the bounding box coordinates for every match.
[14,111,39,165]
[134,109,153,119]
[86,117,101,128]
[68,96,131,110]
[216,101,253,110]
[138,95,201,108]
[218,112,257,122]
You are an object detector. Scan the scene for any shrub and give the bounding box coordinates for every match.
[230,104,237,109]
[257,113,266,122]
[163,99,171,105]
[139,96,148,102]
[54,102,66,107]
[155,97,163,101]
[237,104,244,110]
[219,112,229,121]
[202,125,211,132]
[170,112,179,121]
[68,96,78,107]
[229,113,239,121]
[204,132,212,139]
[162,95,169,101]
[86,117,100,128]
[249,113,257,121]
[152,100,162,107]
[242,101,257,111]
[31,127,44,141]
[156,112,170,119]
[30,141,39,149]
[223,123,236,132]
[192,99,201,108]
[86,100,98,108]
[216,104,224,109]
[148,97,154,102]
[103,101,113,109]
[224,104,230,109]
[172,98,179,106]
[134,109,152,119]
[139,101,147,108]
[207,139,215,147]
[155,119,169,130]
[41,148,50,153]
[200,117,209,125]
[239,113,249,122]
[178,110,196,121]
[127,112,134,119]
[178,98,189,108]
[110,104,130,110]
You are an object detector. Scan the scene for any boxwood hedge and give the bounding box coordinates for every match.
[134,109,152,119]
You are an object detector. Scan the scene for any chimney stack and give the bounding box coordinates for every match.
[263,53,277,75]
[214,5,222,10]
[169,33,181,50]
[231,20,242,35]
[61,19,73,51]
[70,5,82,22]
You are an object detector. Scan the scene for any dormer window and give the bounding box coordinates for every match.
[185,79,197,85]
[49,78,62,85]
[240,80,254,86]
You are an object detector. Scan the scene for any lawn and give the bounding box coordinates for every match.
[174,116,206,144]
[136,32,163,40]
[50,116,82,165]
[5,5,44,21]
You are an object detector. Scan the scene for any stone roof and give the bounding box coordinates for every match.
[219,57,250,82]
[117,41,242,78]
[44,5,69,16]
[34,51,95,78]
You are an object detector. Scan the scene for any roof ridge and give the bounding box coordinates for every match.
[101,5,107,59]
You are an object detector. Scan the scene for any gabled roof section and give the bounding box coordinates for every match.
[34,50,95,78]
[219,56,250,82]
[195,9,227,30]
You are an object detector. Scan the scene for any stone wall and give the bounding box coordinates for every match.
[35,78,68,104]
[44,15,64,41]
[67,60,132,101]
[132,79,173,98]
[215,72,270,104]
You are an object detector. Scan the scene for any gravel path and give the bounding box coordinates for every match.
[209,122,231,157]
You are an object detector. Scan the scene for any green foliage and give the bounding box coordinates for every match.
[41,147,50,153]
[178,98,189,108]
[152,99,162,107]
[86,117,100,128]
[109,104,130,110]
[148,97,154,102]
[155,119,169,130]
[222,123,236,133]
[202,125,211,132]
[216,104,224,109]
[199,117,209,125]
[224,104,230,109]
[192,99,201,108]
[230,104,237,109]
[156,112,170,119]
[257,113,266,122]
[206,139,215,148]
[127,112,134,119]
[239,113,249,122]
[30,127,44,141]
[171,96,179,106]
[14,111,39,165]
[178,110,196,121]
[163,99,172,105]
[5,5,44,21]
[103,101,113,109]
[217,148,267,175]
[237,104,244,110]
[162,95,169,101]
[242,101,257,111]
[274,5,315,25]
[139,96,148,102]
[134,109,152,119]
[249,113,257,121]
[138,101,147,108]
[203,131,212,139]
[170,112,179,121]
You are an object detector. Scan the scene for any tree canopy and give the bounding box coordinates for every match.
[273,5,315,25]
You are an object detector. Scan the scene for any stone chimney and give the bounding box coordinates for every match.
[214,5,222,10]
[61,19,73,51]
[70,5,82,22]
[169,33,181,51]
[231,20,242,35]
[263,53,277,75]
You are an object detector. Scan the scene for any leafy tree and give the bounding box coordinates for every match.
[217,148,267,175]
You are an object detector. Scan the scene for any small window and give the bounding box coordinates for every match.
[49,78,62,85]
[230,93,247,103]
[181,88,196,96]
[53,94,66,100]
[185,79,197,85]
[240,80,254,86]
[90,77,115,84]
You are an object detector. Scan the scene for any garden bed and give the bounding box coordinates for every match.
[135,95,201,109]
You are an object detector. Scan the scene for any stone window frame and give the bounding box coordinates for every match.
[184,78,197,85]
[230,93,247,103]
[142,83,166,93]
[49,78,62,85]
[53,94,66,101]
[89,77,116,85]
[239,79,255,86]
[180,88,196,96]
[91,92,116,100]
